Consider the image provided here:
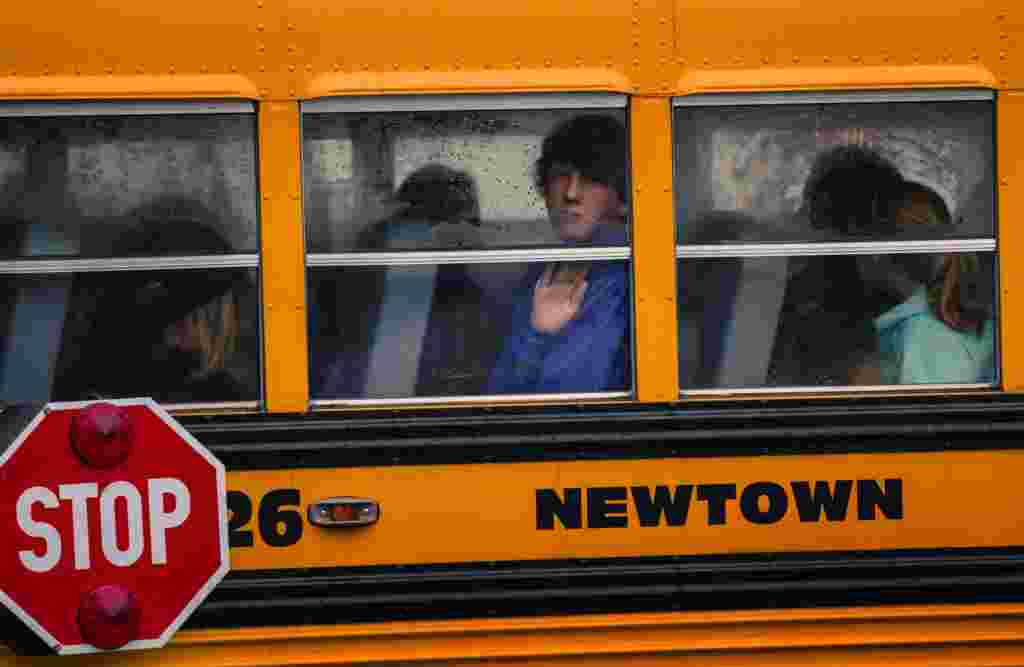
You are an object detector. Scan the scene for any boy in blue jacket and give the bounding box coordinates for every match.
[487,115,631,394]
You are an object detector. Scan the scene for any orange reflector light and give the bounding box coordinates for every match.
[330,504,356,522]
[308,497,379,527]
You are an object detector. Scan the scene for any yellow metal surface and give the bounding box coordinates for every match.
[676,64,999,96]
[629,97,679,402]
[6,603,1024,665]
[0,1,1016,409]
[999,93,1023,391]
[259,102,309,413]
[304,68,631,98]
[227,449,1021,570]
[674,1,1017,93]
[2,1,1018,101]
[284,0,635,97]
[0,75,260,101]
[1,0,279,96]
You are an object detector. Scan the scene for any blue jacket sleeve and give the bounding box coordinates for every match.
[486,295,552,393]
[487,265,629,394]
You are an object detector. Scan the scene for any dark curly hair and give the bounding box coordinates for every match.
[534,114,628,203]
[802,144,905,235]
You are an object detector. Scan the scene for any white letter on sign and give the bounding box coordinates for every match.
[148,478,191,565]
[58,483,99,570]
[100,482,144,567]
[16,487,61,573]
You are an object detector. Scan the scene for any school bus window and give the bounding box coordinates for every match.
[674,91,998,391]
[304,94,633,402]
[0,102,261,408]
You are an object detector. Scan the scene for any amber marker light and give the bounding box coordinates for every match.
[308,497,380,527]
[69,402,135,469]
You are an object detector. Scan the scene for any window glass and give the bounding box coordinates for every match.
[1,270,261,404]
[675,100,994,243]
[304,110,629,251]
[0,110,260,406]
[678,253,997,389]
[675,96,997,390]
[0,114,257,257]
[306,105,633,400]
[311,260,631,398]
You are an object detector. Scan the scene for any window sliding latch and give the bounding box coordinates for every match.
[307,497,380,527]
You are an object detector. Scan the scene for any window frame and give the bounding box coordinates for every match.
[301,92,636,407]
[671,88,1000,397]
[0,100,263,412]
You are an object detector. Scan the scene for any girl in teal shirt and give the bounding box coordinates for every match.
[867,182,995,385]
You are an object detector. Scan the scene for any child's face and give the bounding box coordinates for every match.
[164,315,203,353]
[544,165,625,243]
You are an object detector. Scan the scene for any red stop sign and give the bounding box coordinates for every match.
[0,399,228,655]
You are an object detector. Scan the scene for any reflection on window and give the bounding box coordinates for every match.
[306,105,633,400]
[0,114,258,258]
[0,109,261,405]
[676,101,994,243]
[679,253,996,389]
[1,270,260,405]
[675,96,998,390]
[304,110,629,252]
[311,264,513,398]
[311,259,632,399]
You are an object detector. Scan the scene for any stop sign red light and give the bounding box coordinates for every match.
[0,399,228,654]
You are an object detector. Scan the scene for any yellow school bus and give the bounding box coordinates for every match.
[2,0,1024,664]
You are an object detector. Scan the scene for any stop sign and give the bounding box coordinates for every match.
[0,399,228,654]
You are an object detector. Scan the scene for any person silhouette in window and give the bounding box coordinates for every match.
[487,115,630,393]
